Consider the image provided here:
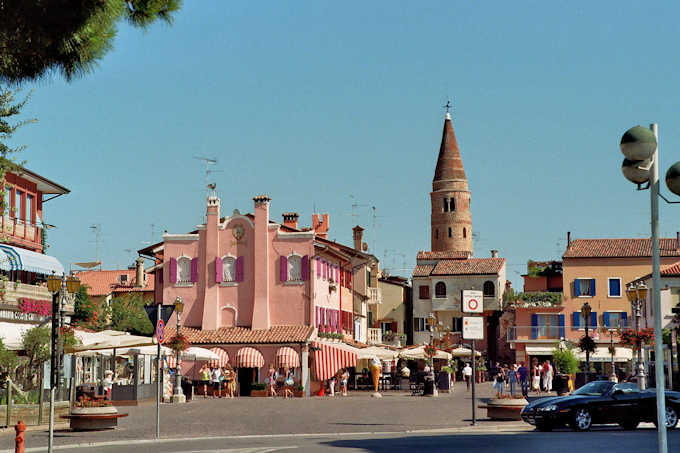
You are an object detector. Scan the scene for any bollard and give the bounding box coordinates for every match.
[15,420,26,453]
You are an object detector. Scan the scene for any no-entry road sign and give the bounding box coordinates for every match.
[462,290,483,313]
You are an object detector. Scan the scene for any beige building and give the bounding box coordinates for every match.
[366,275,410,346]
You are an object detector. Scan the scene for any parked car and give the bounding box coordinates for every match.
[521,380,680,431]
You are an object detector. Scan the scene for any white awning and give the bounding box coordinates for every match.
[70,329,156,352]
[0,244,64,275]
[398,345,452,360]
[450,346,482,358]
[0,321,40,350]
[525,346,556,356]
[357,346,398,361]
[576,347,633,362]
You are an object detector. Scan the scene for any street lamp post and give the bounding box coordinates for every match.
[172,296,185,404]
[426,314,438,397]
[580,301,592,384]
[46,273,80,453]
[626,282,648,390]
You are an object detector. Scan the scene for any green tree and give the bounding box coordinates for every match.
[552,345,580,375]
[16,326,50,391]
[73,285,96,324]
[110,294,153,335]
[0,1,182,84]
[0,338,19,383]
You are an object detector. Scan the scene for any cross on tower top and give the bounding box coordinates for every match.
[443,99,453,119]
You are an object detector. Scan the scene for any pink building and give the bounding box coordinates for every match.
[140,194,358,396]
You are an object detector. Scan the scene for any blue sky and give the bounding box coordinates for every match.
[12,1,680,287]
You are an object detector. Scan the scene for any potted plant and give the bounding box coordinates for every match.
[250,382,267,397]
[294,385,304,398]
[479,393,528,420]
[439,366,453,392]
[552,344,580,395]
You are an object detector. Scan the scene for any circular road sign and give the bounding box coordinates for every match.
[156,319,166,344]
[467,298,479,311]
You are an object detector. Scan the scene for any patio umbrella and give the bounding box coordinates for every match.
[398,345,451,360]
[450,346,482,358]
[357,346,398,361]
[70,329,156,353]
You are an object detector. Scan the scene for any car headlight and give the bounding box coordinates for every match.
[538,405,558,412]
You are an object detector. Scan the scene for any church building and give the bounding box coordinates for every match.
[411,109,506,360]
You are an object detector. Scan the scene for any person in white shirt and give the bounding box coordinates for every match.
[211,367,222,398]
[462,363,473,391]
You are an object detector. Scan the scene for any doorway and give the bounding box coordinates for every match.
[238,367,257,396]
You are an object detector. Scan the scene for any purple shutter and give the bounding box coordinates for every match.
[315,306,320,328]
[169,258,177,283]
[301,255,309,281]
[333,310,339,332]
[190,258,198,282]
[215,257,223,283]
[235,256,244,282]
[280,256,288,282]
[316,258,321,277]
[335,266,339,282]
[322,260,326,279]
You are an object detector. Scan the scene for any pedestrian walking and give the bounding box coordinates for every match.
[210,366,222,398]
[518,361,529,398]
[328,374,337,396]
[508,363,519,396]
[340,368,349,396]
[267,364,277,398]
[493,367,505,397]
[199,365,210,397]
[532,360,541,395]
[462,363,472,392]
[223,364,235,398]
[542,360,553,393]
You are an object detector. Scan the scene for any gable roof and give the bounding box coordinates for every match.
[414,258,505,277]
[564,238,680,259]
[417,250,472,260]
[77,269,154,297]
[632,260,680,283]
[166,325,314,345]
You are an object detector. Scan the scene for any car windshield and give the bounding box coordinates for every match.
[572,381,613,396]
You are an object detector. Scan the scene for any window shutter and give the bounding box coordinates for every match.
[159,269,163,284]
[280,256,288,282]
[169,258,177,283]
[558,314,565,338]
[391,321,398,333]
[215,257,223,283]
[572,311,580,328]
[322,260,326,279]
[590,279,596,297]
[603,312,610,328]
[190,258,199,283]
[301,255,309,281]
[235,256,244,282]
[573,279,580,297]
[531,314,538,339]
[334,310,339,332]
[590,311,597,329]
[315,306,320,328]
[316,258,321,277]
[621,312,628,327]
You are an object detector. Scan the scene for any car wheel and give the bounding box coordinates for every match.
[571,408,592,431]
[619,419,639,430]
[653,406,678,430]
[536,421,552,432]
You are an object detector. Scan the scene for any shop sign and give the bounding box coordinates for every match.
[0,308,47,323]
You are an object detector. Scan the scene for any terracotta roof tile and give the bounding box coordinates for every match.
[563,238,680,258]
[416,251,472,260]
[166,325,314,345]
[413,264,436,277]
[76,269,154,297]
[632,260,680,283]
[431,258,505,276]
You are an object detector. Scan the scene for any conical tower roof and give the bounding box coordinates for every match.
[433,113,467,190]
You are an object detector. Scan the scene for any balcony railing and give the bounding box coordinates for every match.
[1,217,42,247]
[367,328,382,344]
[507,325,580,341]
[367,287,382,305]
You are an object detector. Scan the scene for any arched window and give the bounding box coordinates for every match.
[448,227,452,238]
[483,281,495,297]
[435,281,447,297]
[435,229,439,239]
[443,198,448,212]
[449,198,455,211]
[177,256,191,283]
[288,254,302,281]
[463,228,467,238]
[222,256,236,282]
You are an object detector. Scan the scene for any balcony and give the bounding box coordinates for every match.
[507,325,570,342]
[367,287,382,305]
[1,217,42,250]
[367,328,382,344]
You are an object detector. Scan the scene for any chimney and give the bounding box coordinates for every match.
[567,231,571,247]
[313,213,330,239]
[201,191,222,330]
[252,194,272,330]
[491,249,498,258]
[282,212,299,230]
[135,256,144,288]
[352,225,364,251]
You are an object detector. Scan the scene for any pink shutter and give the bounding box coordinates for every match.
[169,258,177,283]
[323,261,327,279]
[215,257,223,283]
[301,255,309,281]
[316,258,321,277]
[235,256,244,282]
[190,258,199,282]
[280,256,288,282]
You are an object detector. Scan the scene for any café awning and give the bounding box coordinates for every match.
[312,341,357,381]
[235,347,264,368]
[207,347,230,367]
[0,244,64,275]
[576,347,633,362]
[275,346,300,368]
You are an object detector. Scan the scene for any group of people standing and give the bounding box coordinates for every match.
[531,359,554,395]
[199,364,236,398]
[267,364,296,399]
[491,359,555,398]
[326,368,350,396]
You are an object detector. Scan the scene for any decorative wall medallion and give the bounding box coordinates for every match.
[233,224,245,240]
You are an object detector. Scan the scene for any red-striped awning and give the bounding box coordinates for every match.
[235,347,265,368]
[166,355,177,369]
[208,347,230,368]
[312,341,357,381]
[275,346,300,368]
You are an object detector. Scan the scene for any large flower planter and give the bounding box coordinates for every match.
[478,398,528,421]
[63,406,128,431]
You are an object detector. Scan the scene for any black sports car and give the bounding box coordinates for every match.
[521,380,680,431]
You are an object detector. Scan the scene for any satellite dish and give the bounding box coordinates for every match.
[620,126,656,161]
[362,242,368,251]
[621,158,651,184]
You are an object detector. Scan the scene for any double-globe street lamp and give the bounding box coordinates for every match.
[172,296,185,403]
[580,301,592,384]
[625,281,648,390]
[619,124,680,453]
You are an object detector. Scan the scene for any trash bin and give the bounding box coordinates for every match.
[423,377,434,395]
[181,378,193,401]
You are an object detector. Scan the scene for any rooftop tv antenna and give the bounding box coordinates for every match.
[89,224,102,269]
[194,156,220,221]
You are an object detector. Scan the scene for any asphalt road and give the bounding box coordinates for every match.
[9,428,680,453]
